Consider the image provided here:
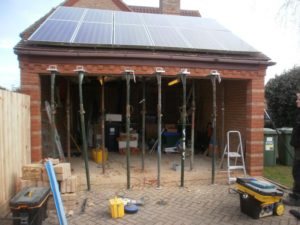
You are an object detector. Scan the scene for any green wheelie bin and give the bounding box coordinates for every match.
[263,128,278,166]
[277,127,294,166]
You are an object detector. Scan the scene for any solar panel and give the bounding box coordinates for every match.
[142,14,172,27]
[114,11,143,25]
[74,22,113,45]
[114,24,152,46]
[211,30,256,52]
[29,20,77,43]
[28,6,259,54]
[49,6,85,21]
[84,9,113,23]
[147,26,189,49]
[169,16,226,30]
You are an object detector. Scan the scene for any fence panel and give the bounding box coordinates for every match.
[0,90,31,216]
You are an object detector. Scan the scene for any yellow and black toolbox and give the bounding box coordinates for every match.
[10,187,50,225]
[236,177,285,219]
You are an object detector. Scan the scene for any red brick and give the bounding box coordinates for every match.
[246,131,263,142]
[247,166,264,176]
[31,149,42,162]
[31,134,41,146]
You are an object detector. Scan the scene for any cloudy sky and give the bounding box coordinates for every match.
[0,0,299,89]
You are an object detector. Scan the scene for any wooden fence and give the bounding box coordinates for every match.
[0,90,31,216]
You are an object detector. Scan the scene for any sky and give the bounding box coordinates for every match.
[0,0,299,89]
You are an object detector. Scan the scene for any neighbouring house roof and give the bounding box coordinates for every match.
[63,0,201,16]
[64,0,132,11]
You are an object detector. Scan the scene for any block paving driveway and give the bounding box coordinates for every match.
[44,180,300,225]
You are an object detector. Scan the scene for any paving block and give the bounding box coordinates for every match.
[47,196,55,210]
[60,175,77,194]
[37,180,50,188]
[16,178,37,192]
[61,193,77,202]
[54,163,71,181]
[54,163,71,174]
[45,158,60,165]
[61,193,78,212]
[22,164,43,180]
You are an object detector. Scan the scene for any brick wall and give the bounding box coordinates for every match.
[160,0,181,14]
[246,75,265,176]
[20,59,42,162]
[223,80,247,144]
[19,58,266,176]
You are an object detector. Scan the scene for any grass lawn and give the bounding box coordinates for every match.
[264,165,293,188]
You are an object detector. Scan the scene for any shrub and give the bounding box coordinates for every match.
[265,66,300,127]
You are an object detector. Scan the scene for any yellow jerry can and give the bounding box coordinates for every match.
[92,148,108,163]
[109,197,124,218]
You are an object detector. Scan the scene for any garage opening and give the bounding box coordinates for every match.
[40,74,216,155]
[39,72,247,186]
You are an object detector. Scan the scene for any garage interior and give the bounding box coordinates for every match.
[39,71,247,187]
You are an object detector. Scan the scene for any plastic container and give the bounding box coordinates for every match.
[105,122,121,151]
[162,132,180,148]
[92,148,108,163]
[236,178,284,219]
[277,127,294,166]
[263,128,278,166]
[109,197,124,219]
[10,187,50,225]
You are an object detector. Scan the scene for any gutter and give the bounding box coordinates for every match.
[14,47,275,66]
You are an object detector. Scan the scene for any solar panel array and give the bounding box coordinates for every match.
[28,6,258,53]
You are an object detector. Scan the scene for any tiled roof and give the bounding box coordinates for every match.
[180,9,201,17]
[64,0,131,11]
[129,5,201,17]
[129,6,161,14]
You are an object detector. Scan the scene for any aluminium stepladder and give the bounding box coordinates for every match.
[219,130,247,183]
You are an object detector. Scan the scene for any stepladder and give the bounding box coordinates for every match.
[219,130,247,184]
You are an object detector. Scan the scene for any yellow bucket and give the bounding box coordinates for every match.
[92,148,108,163]
[109,197,124,218]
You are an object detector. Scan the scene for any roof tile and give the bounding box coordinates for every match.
[129,5,200,17]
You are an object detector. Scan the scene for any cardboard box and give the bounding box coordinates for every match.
[106,114,122,122]
[118,140,138,148]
